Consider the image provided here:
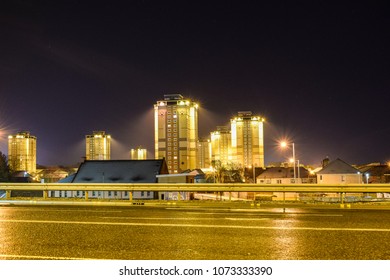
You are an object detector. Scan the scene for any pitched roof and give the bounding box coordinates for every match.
[358,165,390,176]
[257,167,310,179]
[317,158,360,175]
[71,159,168,183]
[58,173,76,183]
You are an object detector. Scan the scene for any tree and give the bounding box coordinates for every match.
[0,151,11,182]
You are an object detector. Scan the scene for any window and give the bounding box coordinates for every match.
[141,191,144,197]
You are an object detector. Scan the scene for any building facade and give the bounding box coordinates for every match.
[154,94,198,173]
[210,126,232,166]
[196,137,211,169]
[85,131,111,160]
[230,111,265,168]
[317,158,362,184]
[8,131,37,173]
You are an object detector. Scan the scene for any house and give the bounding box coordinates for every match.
[53,159,169,199]
[35,167,77,183]
[256,166,315,184]
[357,163,390,184]
[316,158,362,184]
[255,166,315,201]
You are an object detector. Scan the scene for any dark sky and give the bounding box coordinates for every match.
[0,1,389,167]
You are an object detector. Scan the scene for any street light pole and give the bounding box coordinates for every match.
[281,141,297,182]
[253,164,256,183]
[292,142,296,180]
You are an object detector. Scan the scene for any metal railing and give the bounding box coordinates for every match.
[1,182,390,201]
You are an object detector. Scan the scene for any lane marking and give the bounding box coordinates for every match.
[0,254,92,260]
[101,217,271,221]
[0,219,389,232]
[183,211,344,217]
[0,208,123,213]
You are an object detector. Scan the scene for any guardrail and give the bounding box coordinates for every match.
[1,182,390,201]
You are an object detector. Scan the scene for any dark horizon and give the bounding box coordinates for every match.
[0,1,389,167]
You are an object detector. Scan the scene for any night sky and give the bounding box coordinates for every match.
[0,1,389,167]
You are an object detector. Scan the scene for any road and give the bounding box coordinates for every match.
[0,203,390,260]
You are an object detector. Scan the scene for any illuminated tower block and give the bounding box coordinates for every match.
[196,137,211,169]
[154,94,198,173]
[8,131,37,173]
[230,111,265,168]
[130,146,148,160]
[86,131,111,160]
[210,126,232,165]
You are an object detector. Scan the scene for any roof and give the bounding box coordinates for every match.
[257,167,310,179]
[71,159,169,183]
[358,165,390,176]
[317,158,360,175]
[58,173,76,183]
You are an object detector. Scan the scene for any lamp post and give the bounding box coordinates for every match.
[252,164,257,183]
[281,141,296,180]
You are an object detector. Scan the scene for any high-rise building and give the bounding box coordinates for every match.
[230,111,265,168]
[154,94,198,173]
[130,146,148,160]
[210,126,232,165]
[8,131,37,173]
[196,137,211,169]
[85,131,111,160]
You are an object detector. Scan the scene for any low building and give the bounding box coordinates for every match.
[316,158,362,184]
[53,159,168,199]
[35,166,77,183]
[315,158,364,202]
[357,163,390,184]
[256,166,315,201]
[157,173,195,200]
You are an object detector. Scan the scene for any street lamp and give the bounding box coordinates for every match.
[281,141,296,180]
[365,173,370,184]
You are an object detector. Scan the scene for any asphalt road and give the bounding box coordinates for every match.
[0,203,390,260]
